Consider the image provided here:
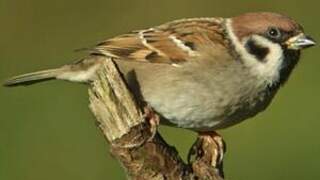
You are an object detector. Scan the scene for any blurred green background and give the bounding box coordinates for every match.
[0,0,319,179]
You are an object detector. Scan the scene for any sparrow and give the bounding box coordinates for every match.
[4,12,316,131]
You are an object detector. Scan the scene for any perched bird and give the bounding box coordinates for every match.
[4,12,315,132]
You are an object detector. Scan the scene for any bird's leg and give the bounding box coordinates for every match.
[187,131,226,178]
[143,105,160,141]
[206,131,226,168]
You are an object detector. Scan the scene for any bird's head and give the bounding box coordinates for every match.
[226,12,315,86]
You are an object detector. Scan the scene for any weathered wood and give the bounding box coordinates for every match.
[88,57,225,180]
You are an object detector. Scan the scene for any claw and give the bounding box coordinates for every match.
[188,131,226,178]
[143,105,160,141]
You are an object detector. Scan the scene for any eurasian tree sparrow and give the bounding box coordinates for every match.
[4,12,316,131]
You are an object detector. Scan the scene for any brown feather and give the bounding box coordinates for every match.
[231,12,302,41]
[92,17,227,65]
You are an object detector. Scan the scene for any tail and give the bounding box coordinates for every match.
[3,68,65,87]
[4,56,104,87]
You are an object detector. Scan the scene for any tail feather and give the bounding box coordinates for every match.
[4,57,103,87]
[3,68,64,87]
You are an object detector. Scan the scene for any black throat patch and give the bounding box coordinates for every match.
[279,49,300,85]
[267,49,300,92]
[245,39,270,62]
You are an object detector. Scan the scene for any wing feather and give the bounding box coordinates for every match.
[92,17,227,65]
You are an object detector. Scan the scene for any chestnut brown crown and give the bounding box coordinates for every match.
[231,12,303,42]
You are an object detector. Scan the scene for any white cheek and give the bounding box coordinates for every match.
[244,35,283,84]
[225,19,283,86]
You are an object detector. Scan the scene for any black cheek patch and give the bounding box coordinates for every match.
[245,39,270,62]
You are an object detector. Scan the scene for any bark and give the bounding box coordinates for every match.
[88,57,225,180]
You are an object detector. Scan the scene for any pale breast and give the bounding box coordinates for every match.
[116,57,278,131]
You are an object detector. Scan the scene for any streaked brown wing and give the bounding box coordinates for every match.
[92,17,226,64]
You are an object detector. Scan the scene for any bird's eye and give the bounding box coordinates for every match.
[267,27,281,39]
